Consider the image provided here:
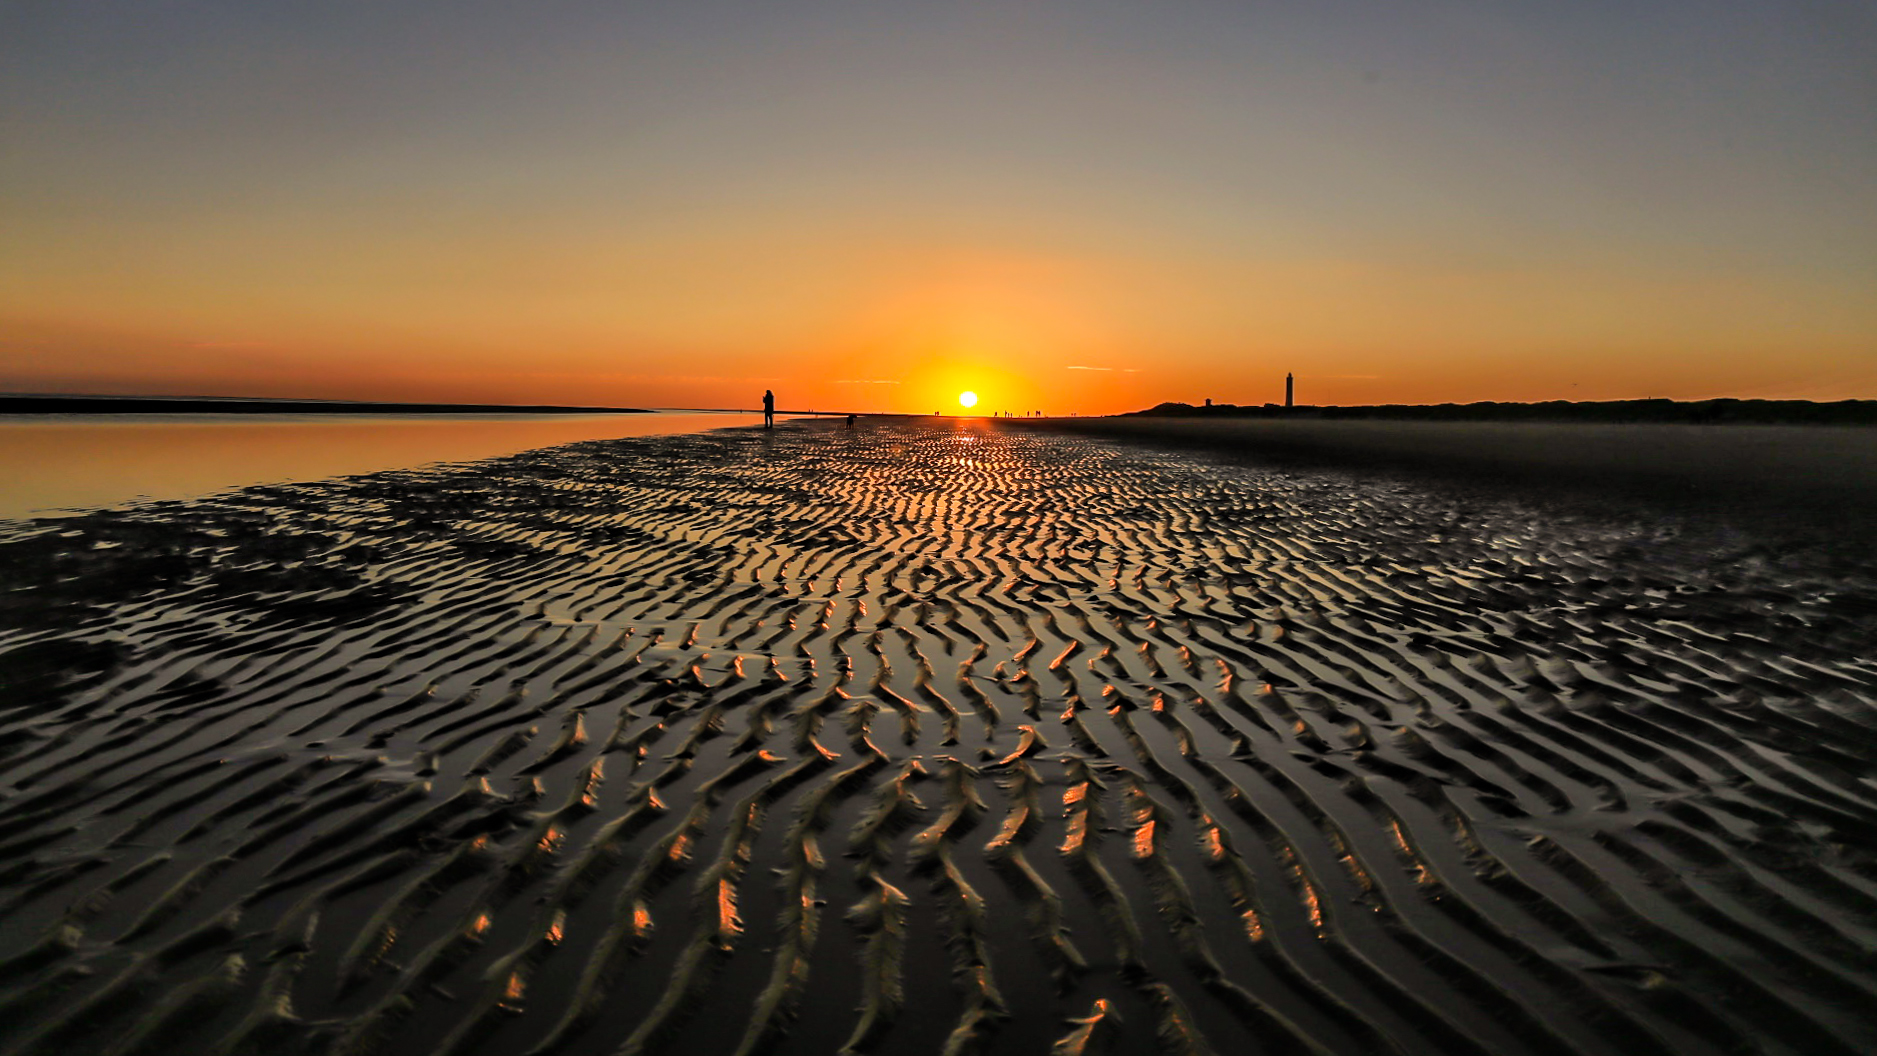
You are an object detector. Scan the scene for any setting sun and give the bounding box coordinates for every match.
[958,391,978,409]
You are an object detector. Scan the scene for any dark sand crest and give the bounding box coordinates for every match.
[1,418,1875,1055]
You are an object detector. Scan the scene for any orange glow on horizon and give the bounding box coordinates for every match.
[5,247,1873,414]
[5,314,1871,415]
[9,277,1871,416]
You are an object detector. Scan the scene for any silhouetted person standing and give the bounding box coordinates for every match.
[763,389,774,429]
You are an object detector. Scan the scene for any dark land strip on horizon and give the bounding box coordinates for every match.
[0,395,654,415]
[1130,397,1877,426]
[0,396,910,417]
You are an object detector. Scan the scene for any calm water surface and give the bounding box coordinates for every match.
[0,411,772,519]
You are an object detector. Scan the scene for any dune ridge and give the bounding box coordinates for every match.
[1,419,1874,1055]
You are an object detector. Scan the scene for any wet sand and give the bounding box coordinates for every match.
[1017,417,1877,517]
[2,418,1875,1055]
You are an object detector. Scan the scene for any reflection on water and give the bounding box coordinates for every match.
[0,412,769,519]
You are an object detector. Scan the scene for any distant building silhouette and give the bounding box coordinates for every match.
[1285,373,1294,408]
[1204,398,1212,407]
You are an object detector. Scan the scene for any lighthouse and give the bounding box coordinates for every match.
[1285,372,1294,408]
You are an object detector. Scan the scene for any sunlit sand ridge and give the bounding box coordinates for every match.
[1,419,1875,1056]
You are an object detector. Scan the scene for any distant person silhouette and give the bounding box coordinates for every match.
[763,389,774,429]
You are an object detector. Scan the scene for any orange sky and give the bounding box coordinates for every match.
[4,4,1874,414]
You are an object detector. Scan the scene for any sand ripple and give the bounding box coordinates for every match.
[2,419,1875,1055]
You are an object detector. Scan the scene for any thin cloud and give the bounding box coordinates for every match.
[833,378,901,385]
[1068,365,1141,373]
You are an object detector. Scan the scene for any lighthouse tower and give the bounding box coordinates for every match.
[1285,372,1294,408]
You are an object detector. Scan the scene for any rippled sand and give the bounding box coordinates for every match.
[2,418,1875,1056]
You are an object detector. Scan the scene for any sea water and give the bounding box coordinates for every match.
[0,410,773,519]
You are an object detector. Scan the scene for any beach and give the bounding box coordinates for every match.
[2,417,1875,1055]
[1016,417,1877,517]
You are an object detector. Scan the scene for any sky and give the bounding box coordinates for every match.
[3,1,1874,414]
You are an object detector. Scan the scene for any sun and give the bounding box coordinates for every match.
[958,390,978,409]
